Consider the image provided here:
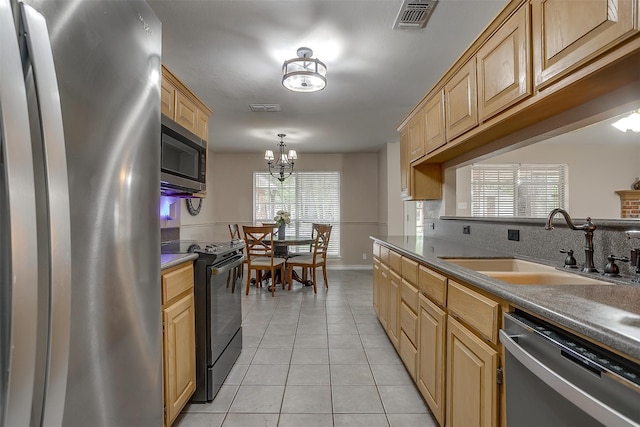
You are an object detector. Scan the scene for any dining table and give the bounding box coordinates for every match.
[252,236,315,290]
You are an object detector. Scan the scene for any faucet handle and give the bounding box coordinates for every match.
[603,255,629,277]
[559,249,577,268]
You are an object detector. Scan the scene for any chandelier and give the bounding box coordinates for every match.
[282,47,327,93]
[265,133,297,182]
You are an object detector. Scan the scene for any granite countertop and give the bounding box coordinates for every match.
[372,235,640,361]
[161,253,198,270]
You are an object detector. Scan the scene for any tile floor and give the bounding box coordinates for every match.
[174,269,439,427]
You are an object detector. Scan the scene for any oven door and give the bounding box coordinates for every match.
[208,254,244,364]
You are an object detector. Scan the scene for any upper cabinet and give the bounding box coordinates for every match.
[532,0,638,89]
[445,58,478,141]
[423,89,447,154]
[161,65,213,141]
[477,4,531,120]
[397,0,640,200]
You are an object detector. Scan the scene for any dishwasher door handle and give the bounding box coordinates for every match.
[499,329,640,427]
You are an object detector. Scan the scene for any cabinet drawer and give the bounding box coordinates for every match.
[400,331,417,380]
[400,302,418,346]
[401,278,419,314]
[162,263,194,305]
[379,245,389,264]
[373,242,381,259]
[401,257,418,285]
[418,265,447,307]
[447,280,500,344]
[389,250,402,273]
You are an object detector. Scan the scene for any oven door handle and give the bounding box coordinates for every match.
[210,255,245,276]
[499,329,640,427]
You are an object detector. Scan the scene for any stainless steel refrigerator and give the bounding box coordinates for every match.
[0,0,162,426]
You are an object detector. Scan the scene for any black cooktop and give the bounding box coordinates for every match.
[161,239,244,256]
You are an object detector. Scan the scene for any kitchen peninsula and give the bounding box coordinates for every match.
[371,235,640,427]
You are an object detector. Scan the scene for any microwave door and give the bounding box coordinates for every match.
[162,133,200,180]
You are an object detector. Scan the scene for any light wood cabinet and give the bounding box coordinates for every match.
[423,89,446,154]
[477,3,531,121]
[373,245,505,427]
[446,316,499,427]
[445,58,478,141]
[161,65,213,141]
[418,293,446,426]
[175,91,199,136]
[161,77,176,118]
[161,262,196,427]
[388,269,401,349]
[400,128,410,199]
[408,112,425,162]
[373,258,381,316]
[532,0,638,89]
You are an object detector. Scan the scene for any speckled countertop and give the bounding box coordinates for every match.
[161,253,198,270]
[372,235,640,362]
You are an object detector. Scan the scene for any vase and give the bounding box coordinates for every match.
[278,224,286,240]
[633,177,640,190]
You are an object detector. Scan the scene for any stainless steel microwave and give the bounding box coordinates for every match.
[160,115,206,195]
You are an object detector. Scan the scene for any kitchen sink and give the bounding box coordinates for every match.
[442,258,612,286]
[442,258,557,273]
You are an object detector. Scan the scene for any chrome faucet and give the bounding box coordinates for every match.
[545,208,598,273]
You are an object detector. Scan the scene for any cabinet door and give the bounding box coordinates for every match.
[532,0,638,89]
[445,58,478,141]
[161,78,176,118]
[423,90,446,154]
[373,259,381,316]
[196,108,209,141]
[175,91,199,135]
[163,293,196,426]
[408,112,425,162]
[388,269,401,349]
[379,264,389,330]
[399,128,410,199]
[477,4,531,121]
[446,316,498,427]
[417,294,446,427]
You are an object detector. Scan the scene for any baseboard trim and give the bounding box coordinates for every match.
[327,265,372,271]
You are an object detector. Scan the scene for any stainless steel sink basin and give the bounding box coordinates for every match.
[442,258,612,286]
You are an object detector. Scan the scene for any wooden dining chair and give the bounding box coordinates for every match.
[286,224,332,293]
[242,225,286,297]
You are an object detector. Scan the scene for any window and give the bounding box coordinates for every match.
[253,172,340,256]
[471,164,567,217]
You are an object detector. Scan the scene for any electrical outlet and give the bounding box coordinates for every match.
[463,225,471,235]
[362,253,367,260]
[508,229,520,241]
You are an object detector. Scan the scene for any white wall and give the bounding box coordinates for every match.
[455,123,640,219]
[182,151,380,267]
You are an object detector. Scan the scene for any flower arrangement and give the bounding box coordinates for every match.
[273,210,291,227]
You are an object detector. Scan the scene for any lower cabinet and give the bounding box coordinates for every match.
[446,316,499,427]
[161,262,196,427]
[373,245,504,427]
[417,294,446,426]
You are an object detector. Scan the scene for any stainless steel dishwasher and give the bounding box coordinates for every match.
[500,312,640,427]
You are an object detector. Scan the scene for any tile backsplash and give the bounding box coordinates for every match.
[422,216,640,279]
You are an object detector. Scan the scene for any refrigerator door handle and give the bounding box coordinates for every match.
[20,3,72,426]
[0,1,39,426]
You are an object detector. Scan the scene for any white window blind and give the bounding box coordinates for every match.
[471,164,567,217]
[253,172,340,256]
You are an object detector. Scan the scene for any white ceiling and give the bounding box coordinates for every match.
[147,0,508,154]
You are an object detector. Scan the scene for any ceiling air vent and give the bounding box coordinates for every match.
[393,0,438,30]
[249,103,281,112]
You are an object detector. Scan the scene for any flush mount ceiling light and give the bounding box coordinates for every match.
[265,133,297,182]
[282,47,327,93]
[611,109,640,133]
